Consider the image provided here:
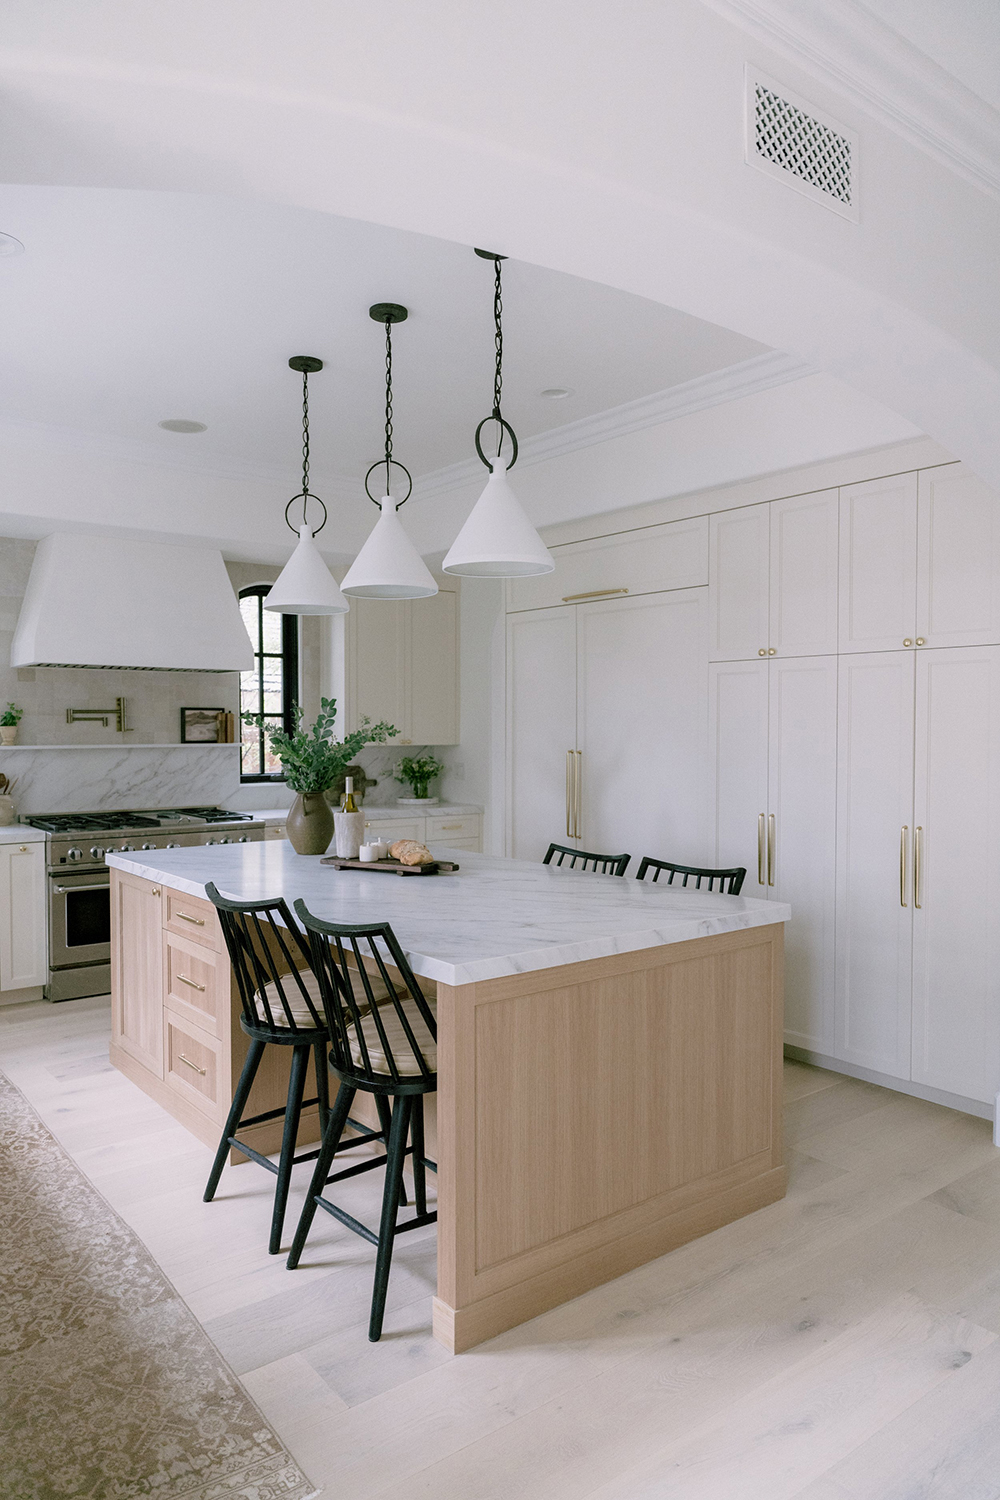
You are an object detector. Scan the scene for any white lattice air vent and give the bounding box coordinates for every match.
[745,69,858,221]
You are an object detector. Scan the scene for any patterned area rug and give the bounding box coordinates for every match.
[0,1069,318,1500]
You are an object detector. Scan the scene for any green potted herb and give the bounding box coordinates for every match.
[0,703,24,746]
[395,753,445,803]
[242,697,398,855]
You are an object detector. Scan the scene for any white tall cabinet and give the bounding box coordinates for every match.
[503,457,1000,1117]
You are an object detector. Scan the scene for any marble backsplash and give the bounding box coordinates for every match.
[1,744,240,815]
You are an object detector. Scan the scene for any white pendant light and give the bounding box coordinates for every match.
[442,251,554,579]
[265,355,348,616]
[342,303,438,602]
[265,524,349,614]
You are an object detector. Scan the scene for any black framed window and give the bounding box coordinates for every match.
[239,585,299,780]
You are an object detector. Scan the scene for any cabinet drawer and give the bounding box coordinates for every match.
[164,890,221,949]
[164,933,226,1037]
[507,516,708,612]
[425,814,480,842]
[264,824,287,841]
[363,818,424,845]
[431,837,480,852]
[165,1015,222,1112]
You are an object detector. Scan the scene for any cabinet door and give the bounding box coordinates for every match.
[709,659,769,898]
[0,841,45,990]
[507,607,577,860]
[409,588,459,744]
[768,656,838,1053]
[507,515,708,613]
[911,646,1000,1103]
[345,599,407,736]
[834,653,915,1079]
[769,490,839,656]
[839,473,918,653]
[917,465,1000,649]
[111,871,164,1077]
[709,504,770,661]
[577,589,708,865]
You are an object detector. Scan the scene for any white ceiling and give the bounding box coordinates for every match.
[857,0,1000,112]
[0,186,767,489]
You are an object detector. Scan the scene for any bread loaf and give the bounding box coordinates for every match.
[389,839,434,865]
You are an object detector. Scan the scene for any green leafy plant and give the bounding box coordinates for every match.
[0,703,23,727]
[395,753,444,799]
[242,697,398,795]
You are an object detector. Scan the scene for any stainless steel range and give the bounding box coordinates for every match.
[26,807,265,1001]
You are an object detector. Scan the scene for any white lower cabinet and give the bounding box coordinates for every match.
[711,655,838,1054]
[0,840,46,991]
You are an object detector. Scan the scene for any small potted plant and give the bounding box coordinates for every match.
[242,697,398,855]
[395,753,444,804]
[0,703,24,746]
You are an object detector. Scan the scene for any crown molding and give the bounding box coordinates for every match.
[702,0,1000,200]
[411,349,811,503]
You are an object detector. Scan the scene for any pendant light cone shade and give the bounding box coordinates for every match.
[341,504,438,599]
[442,466,554,577]
[264,526,349,615]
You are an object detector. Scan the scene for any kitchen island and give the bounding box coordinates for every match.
[108,843,790,1352]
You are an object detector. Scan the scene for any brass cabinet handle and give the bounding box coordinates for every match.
[574,750,583,839]
[767,813,776,886]
[438,823,464,831]
[914,826,923,909]
[758,648,767,657]
[177,973,206,992]
[18,844,27,853]
[566,751,574,838]
[177,911,205,926]
[562,588,628,603]
[768,648,776,655]
[903,638,913,647]
[757,813,766,885]
[178,1053,206,1076]
[916,637,926,646]
[152,887,160,897]
[900,826,909,906]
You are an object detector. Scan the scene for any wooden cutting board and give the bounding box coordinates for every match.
[320,856,460,875]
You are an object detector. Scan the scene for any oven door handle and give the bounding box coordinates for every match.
[51,882,110,894]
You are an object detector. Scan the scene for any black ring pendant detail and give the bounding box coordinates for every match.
[474,417,518,472]
[285,356,328,536]
[364,459,413,510]
[363,304,411,511]
[473,251,519,474]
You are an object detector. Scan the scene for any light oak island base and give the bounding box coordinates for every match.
[433,923,786,1352]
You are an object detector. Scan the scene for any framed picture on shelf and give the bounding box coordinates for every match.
[180,708,226,743]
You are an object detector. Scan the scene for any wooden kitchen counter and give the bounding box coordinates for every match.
[108,845,789,1352]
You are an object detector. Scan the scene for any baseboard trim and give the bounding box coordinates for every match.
[783,1045,994,1122]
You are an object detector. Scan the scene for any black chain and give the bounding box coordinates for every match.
[300,368,311,527]
[492,257,503,425]
[384,316,394,494]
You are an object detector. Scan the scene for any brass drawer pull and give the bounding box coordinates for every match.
[178,1053,206,1076]
[438,823,464,831]
[176,911,205,926]
[177,974,206,992]
[562,588,628,603]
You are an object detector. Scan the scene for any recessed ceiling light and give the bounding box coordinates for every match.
[0,233,24,258]
[159,419,207,433]
[540,387,573,399]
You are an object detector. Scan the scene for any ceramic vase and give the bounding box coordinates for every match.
[0,727,17,746]
[334,809,366,859]
[286,792,334,856]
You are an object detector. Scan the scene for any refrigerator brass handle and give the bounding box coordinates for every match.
[178,1053,207,1076]
[757,813,766,886]
[176,911,205,926]
[767,813,776,887]
[177,974,206,992]
[900,825,908,907]
[566,751,573,838]
[574,750,583,839]
[562,588,629,602]
[914,826,923,909]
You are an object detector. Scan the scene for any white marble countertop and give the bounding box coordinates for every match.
[228,803,483,824]
[106,844,790,987]
[0,825,45,843]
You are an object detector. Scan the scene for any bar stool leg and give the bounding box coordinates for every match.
[369,1095,412,1342]
[204,1038,266,1203]
[312,1037,330,1132]
[411,1096,428,1218]
[286,1080,356,1269]
[269,1043,311,1255]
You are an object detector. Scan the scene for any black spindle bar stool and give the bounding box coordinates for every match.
[203,882,383,1256]
[544,842,631,877]
[635,858,747,894]
[286,902,438,1343]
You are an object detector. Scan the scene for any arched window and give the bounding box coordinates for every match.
[238,585,299,780]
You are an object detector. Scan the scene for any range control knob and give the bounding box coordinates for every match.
[89,846,104,860]
[206,838,217,845]
[119,843,134,852]
[165,842,179,849]
[66,847,84,862]
[218,836,230,844]
[238,835,249,843]
[141,843,155,850]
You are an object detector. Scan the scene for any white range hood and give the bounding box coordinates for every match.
[11,534,254,671]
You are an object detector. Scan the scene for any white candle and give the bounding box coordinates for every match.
[358,843,379,863]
